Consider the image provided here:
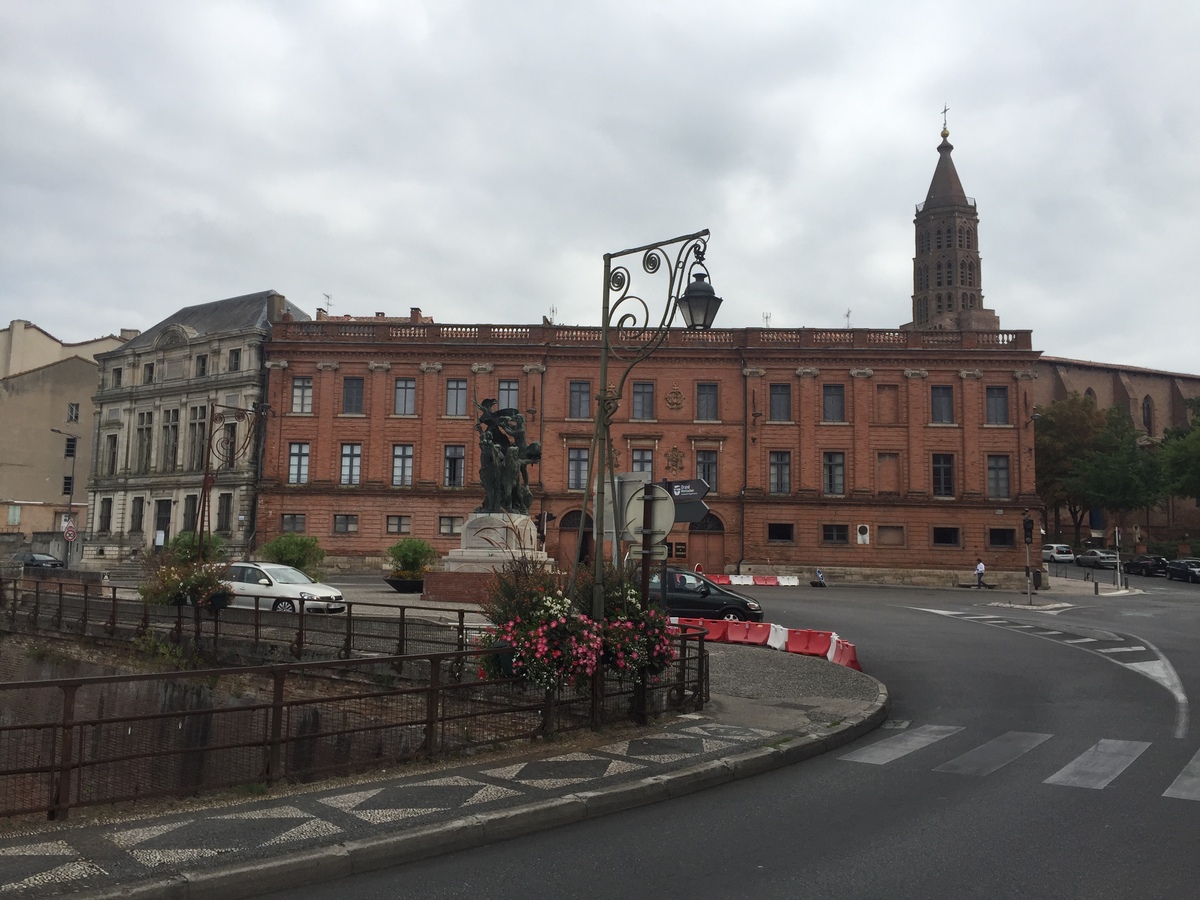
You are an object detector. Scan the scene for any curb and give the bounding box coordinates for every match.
[80,680,890,900]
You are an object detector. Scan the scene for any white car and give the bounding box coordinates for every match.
[222,562,345,613]
[1041,544,1075,563]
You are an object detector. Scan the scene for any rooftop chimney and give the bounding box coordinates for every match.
[410,307,422,324]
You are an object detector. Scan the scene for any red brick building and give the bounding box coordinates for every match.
[256,317,1040,580]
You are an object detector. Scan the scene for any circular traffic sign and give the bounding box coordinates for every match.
[64,526,77,542]
[622,484,676,542]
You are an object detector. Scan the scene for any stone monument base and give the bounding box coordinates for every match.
[442,512,552,573]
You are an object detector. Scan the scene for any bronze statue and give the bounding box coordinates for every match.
[476,399,541,515]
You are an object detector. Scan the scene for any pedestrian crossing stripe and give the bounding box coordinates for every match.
[841,727,1199,799]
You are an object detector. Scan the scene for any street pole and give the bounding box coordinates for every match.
[1023,508,1033,605]
[51,428,79,570]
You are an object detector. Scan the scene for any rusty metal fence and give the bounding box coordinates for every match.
[0,578,708,821]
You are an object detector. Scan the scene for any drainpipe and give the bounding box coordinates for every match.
[738,356,749,575]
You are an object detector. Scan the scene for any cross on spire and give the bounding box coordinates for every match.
[941,104,950,130]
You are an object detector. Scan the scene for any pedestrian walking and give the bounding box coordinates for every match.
[975,558,985,589]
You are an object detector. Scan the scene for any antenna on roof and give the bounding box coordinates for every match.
[322,293,333,315]
[844,308,852,329]
[762,312,772,328]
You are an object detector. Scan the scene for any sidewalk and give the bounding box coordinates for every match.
[0,646,888,899]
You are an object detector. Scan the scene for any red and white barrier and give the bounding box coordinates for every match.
[669,617,862,671]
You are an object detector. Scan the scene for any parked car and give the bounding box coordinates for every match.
[1041,544,1075,563]
[647,567,764,621]
[221,562,346,613]
[1123,554,1168,577]
[1076,549,1118,569]
[1166,559,1200,584]
[12,552,65,569]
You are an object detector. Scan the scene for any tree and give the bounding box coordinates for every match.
[1034,394,1106,544]
[1160,398,1200,502]
[1067,407,1163,539]
[167,531,225,563]
[258,533,325,578]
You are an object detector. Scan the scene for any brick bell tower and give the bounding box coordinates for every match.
[904,126,999,331]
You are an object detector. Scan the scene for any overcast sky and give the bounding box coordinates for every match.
[2,1,1197,374]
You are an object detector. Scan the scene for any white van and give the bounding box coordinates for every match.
[1042,544,1074,563]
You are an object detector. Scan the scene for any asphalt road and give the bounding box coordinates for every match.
[263,576,1200,899]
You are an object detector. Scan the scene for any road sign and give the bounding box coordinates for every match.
[626,544,669,560]
[64,526,77,542]
[673,499,710,524]
[664,478,710,502]
[623,484,676,543]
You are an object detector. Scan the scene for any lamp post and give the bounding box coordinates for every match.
[577,229,722,623]
[50,428,79,569]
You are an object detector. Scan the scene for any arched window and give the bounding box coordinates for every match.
[962,292,968,308]
[935,229,943,250]
[968,261,975,286]
[960,260,967,285]
[966,228,973,250]
[1142,396,1155,435]
[1085,388,1097,404]
[958,226,964,249]
[936,294,943,312]
[922,265,929,290]
[936,262,943,287]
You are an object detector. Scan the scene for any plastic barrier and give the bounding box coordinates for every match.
[708,574,732,585]
[830,639,862,671]
[695,618,728,642]
[778,575,801,586]
[729,575,755,586]
[785,628,817,655]
[807,630,833,658]
[752,575,779,586]
[767,623,788,651]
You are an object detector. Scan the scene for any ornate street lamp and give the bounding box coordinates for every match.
[572,229,723,623]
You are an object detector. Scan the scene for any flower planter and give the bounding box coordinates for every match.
[384,577,424,594]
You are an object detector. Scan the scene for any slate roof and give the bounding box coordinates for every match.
[924,130,970,209]
[120,290,310,352]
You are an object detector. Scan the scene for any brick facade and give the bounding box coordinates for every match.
[257,319,1040,577]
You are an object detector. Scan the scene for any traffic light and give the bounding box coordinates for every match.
[1023,516,1035,545]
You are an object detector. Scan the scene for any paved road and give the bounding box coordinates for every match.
[275,580,1200,899]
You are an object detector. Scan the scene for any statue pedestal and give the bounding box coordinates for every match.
[443,512,552,573]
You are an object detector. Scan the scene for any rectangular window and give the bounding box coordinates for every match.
[932,453,955,497]
[822,384,845,422]
[767,523,794,542]
[632,448,653,475]
[67,402,80,423]
[931,385,955,423]
[130,497,144,533]
[631,382,654,420]
[135,411,153,474]
[498,379,519,410]
[340,443,362,485]
[569,381,591,419]
[160,408,179,472]
[696,383,719,420]
[932,526,960,547]
[769,384,791,421]
[568,447,589,490]
[394,377,416,415]
[696,450,718,493]
[986,386,1009,425]
[217,493,233,532]
[439,515,464,535]
[822,524,849,544]
[444,445,465,486]
[333,514,359,533]
[989,528,1016,548]
[186,405,208,471]
[823,452,845,495]
[392,444,414,486]
[288,443,310,484]
[111,367,123,388]
[182,494,198,533]
[292,376,313,413]
[64,436,77,457]
[987,455,1011,499]
[104,433,118,476]
[445,379,467,416]
[769,451,791,494]
[142,362,155,384]
[99,497,112,533]
[62,476,74,496]
[227,348,241,372]
[194,354,208,377]
[343,377,365,414]
[281,514,306,533]
[386,515,412,534]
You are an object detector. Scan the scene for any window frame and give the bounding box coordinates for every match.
[631,382,655,420]
[568,381,591,419]
[394,377,416,416]
[333,514,359,534]
[498,379,519,410]
[696,383,719,421]
[822,451,846,496]
[767,523,794,542]
[822,524,849,544]
[444,444,466,486]
[288,442,310,484]
[291,376,313,414]
[445,378,468,417]
[567,447,589,491]
[342,377,365,415]
[696,449,718,494]
[985,386,1009,425]
[822,384,846,423]
[768,383,791,422]
[392,444,414,487]
[932,453,955,497]
[986,454,1011,499]
[281,513,306,533]
[930,385,955,424]
[340,443,362,485]
[768,451,791,495]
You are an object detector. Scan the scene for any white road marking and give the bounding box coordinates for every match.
[839,725,963,765]
[1044,739,1150,789]
[1097,646,1147,654]
[1063,637,1098,644]
[1163,749,1200,801]
[934,732,1052,777]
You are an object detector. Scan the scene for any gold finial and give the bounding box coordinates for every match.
[941,127,949,138]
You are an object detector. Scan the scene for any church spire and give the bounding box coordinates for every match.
[905,125,999,332]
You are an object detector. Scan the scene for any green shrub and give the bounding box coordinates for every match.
[258,534,326,579]
[1147,539,1179,560]
[168,531,225,563]
[387,538,439,578]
